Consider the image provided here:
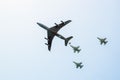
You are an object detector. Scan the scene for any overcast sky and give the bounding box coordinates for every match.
[0,0,120,80]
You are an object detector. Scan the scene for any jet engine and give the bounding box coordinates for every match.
[54,23,58,26]
[44,37,49,41]
[61,21,65,24]
[45,43,49,46]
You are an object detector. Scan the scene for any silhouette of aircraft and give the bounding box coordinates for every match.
[37,20,73,51]
[69,43,81,53]
[97,37,108,45]
[73,61,83,69]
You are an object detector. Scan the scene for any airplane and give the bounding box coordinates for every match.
[37,20,73,51]
[69,43,81,53]
[73,61,83,69]
[97,37,108,45]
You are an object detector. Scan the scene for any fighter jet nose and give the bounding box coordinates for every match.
[104,38,107,40]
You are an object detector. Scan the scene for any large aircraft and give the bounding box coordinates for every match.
[73,61,83,69]
[69,43,81,53]
[97,37,108,45]
[37,20,73,51]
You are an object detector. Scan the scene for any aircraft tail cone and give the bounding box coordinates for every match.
[65,36,73,46]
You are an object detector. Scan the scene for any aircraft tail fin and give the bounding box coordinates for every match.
[65,36,73,46]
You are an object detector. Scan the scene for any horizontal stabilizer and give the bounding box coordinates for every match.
[65,36,73,46]
[104,41,108,44]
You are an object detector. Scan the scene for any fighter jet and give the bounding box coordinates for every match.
[73,61,83,69]
[97,37,108,45]
[69,43,81,53]
[37,20,73,51]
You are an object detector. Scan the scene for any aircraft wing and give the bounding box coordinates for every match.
[49,20,72,33]
[47,30,56,51]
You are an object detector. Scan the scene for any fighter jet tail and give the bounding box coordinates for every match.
[104,41,108,45]
[65,36,73,46]
[80,65,83,69]
[77,49,81,53]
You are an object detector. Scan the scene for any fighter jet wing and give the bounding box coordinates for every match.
[49,20,72,33]
[47,30,56,51]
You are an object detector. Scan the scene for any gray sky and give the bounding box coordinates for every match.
[0,0,120,80]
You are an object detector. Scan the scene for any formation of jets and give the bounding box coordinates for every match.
[37,20,108,69]
[69,43,81,53]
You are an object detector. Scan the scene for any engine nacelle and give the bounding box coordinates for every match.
[44,37,49,40]
[61,21,65,24]
[54,23,58,26]
[45,43,49,46]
